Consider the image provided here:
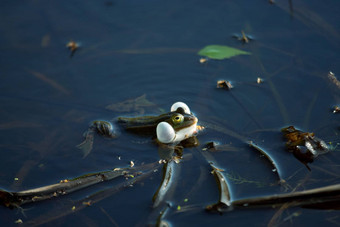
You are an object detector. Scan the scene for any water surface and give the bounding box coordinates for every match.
[0,0,339,226]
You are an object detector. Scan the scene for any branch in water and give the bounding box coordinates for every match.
[0,161,159,208]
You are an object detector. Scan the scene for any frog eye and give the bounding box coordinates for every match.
[171,114,184,124]
[170,102,191,114]
[157,122,176,143]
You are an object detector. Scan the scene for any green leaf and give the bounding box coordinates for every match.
[198,45,251,60]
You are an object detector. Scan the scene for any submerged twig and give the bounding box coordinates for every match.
[199,120,248,142]
[303,89,320,129]
[100,207,119,227]
[229,92,263,129]
[254,56,290,124]
[27,70,70,95]
[268,202,295,227]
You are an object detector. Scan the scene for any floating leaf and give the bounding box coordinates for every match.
[198,45,251,60]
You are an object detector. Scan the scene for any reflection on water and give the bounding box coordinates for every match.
[0,0,339,226]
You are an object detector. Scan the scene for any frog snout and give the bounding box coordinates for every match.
[189,116,198,123]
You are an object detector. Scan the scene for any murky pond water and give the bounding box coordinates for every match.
[0,0,339,226]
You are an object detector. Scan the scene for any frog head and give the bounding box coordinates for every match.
[156,102,198,144]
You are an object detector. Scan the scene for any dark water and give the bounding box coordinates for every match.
[0,0,339,226]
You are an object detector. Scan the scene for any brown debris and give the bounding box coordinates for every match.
[240,30,249,43]
[202,142,217,151]
[233,30,253,44]
[82,201,92,206]
[281,126,329,170]
[282,126,314,147]
[66,40,79,57]
[217,80,233,90]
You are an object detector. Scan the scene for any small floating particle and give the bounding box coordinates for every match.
[66,40,79,57]
[240,30,249,43]
[333,106,340,113]
[72,206,76,211]
[83,201,92,206]
[184,198,188,202]
[203,141,217,151]
[196,125,205,131]
[130,161,135,167]
[177,205,181,211]
[66,40,78,51]
[173,156,181,164]
[15,219,23,224]
[60,179,69,183]
[199,58,208,63]
[14,177,19,181]
[257,77,264,84]
[113,168,121,171]
[232,31,254,43]
[158,159,166,164]
[217,80,233,90]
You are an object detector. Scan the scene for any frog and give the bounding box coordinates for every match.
[77,102,200,158]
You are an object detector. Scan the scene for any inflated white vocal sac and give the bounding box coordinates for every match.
[156,122,176,144]
[170,102,191,114]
